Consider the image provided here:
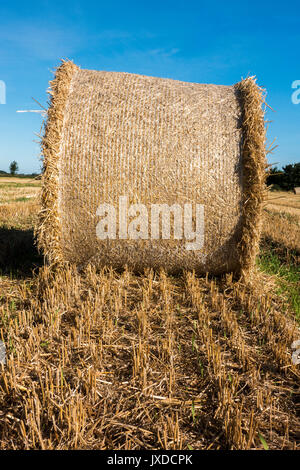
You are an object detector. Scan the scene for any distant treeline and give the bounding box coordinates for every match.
[1,163,299,189]
[0,170,40,178]
[267,163,300,191]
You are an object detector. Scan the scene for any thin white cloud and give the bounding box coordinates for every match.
[148,48,180,57]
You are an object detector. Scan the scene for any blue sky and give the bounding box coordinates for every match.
[0,0,299,173]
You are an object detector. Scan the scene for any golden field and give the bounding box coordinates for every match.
[0,179,299,450]
[265,190,300,218]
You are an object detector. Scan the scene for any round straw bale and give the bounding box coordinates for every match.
[36,61,267,277]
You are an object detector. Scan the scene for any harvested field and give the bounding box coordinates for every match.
[0,179,299,450]
[0,178,39,183]
[265,190,300,218]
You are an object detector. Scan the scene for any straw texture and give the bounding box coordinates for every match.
[36,61,267,276]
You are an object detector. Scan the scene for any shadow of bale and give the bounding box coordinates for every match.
[0,227,43,278]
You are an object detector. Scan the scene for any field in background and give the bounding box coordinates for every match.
[265,190,300,218]
[0,179,299,450]
[0,179,41,206]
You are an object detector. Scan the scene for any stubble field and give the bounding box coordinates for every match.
[0,178,299,450]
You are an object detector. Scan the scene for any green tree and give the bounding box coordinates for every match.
[9,161,19,175]
[266,163,300,190]
[282,163,300,190]
[266,166,284,188]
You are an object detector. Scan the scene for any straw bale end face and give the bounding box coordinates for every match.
[36,61,267,279]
